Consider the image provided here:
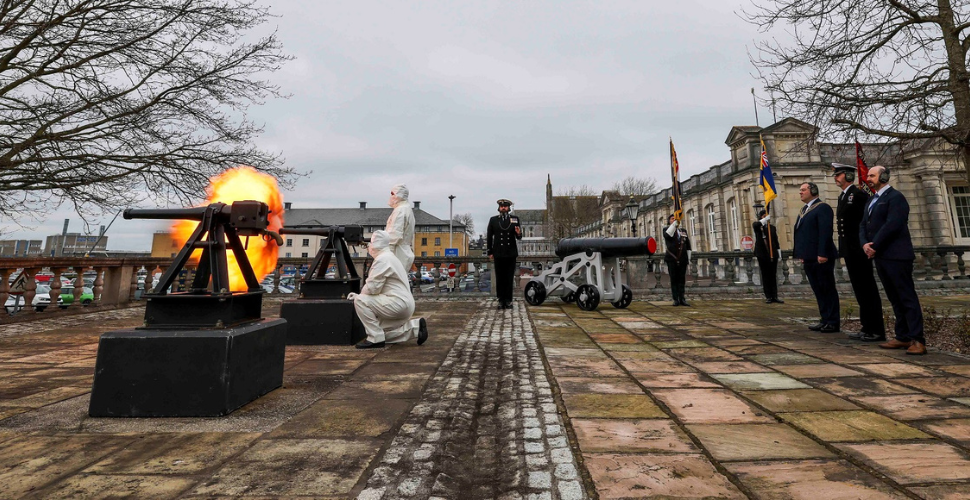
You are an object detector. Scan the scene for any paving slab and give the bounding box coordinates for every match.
[688,423,833,461]
[562,393,667,419]
[582,453,745,499]
[572,418,697,453]
[781,411,930,442]
[771,363,864,378]
[712,372,812,391]
[556,377,644,394]
[725,459,909,499]
[895,376,970,397]
[920,418,970,446]
[853,394,970,420]
[652,388,774,424]
[836,441,970,484]
[742,389,860,412]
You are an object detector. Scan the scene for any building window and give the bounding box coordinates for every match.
[951,185,970,239]
[435,237,441,245]
[286,239,292,247]
[302,239,309,247]
[421,251,427,257]
[688,210,696,237]
[321,239,326,246]
[421,237,428,246]
[285,252,291,257]
[301,252,308,258]
[707,205,718,251]
[729,199,739,250]
[434,251,440,256]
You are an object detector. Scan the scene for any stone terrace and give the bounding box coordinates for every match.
[0,296,969,498]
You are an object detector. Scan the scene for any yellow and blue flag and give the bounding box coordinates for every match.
[759,136,777,209]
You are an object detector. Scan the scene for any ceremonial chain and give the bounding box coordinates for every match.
[499,216,513,230]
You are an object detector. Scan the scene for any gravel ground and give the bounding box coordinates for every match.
[843,305,970,354]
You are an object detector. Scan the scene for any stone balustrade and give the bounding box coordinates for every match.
[3,245,967,322]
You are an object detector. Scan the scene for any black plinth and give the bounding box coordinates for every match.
[280,299,364,345]
[89,318,286,417]
[144,291,263,328]
[299,278,362,299]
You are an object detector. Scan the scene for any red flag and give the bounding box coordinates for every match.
[855,140,873,195]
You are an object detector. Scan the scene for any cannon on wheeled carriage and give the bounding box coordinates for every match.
[523,236,657,311]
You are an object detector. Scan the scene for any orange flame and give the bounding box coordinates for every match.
[171,166,284,291]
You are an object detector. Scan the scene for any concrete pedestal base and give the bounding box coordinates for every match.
[89,318,286,417]
[280,299,365,345]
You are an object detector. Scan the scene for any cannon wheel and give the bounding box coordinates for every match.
[575,284,600,311]
[524,281,547,306]
[561,291,576,303]
[611,284,633,309]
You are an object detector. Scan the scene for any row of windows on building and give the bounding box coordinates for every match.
[284,236,447,248]
[282,249,449,258]
[637,185,970,250]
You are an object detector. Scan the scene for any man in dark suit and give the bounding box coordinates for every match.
[752,207,783,304]
[833,163,885,341]
[860,166,926,355]
[663,214,692,306]
[487,198,522,309]
[793,182,840,332]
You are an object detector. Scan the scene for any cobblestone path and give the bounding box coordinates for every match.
[359,300,588,500]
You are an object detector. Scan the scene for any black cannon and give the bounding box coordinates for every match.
[89,200,287,418]
[525,236,657,311]
[276,224,370,345]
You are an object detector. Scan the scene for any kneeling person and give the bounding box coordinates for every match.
[350,230,429,349]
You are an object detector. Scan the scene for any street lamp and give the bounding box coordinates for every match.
[623,196,640,237]
[448,195,456,249]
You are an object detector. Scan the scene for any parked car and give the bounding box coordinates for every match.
[4,284,63,313]
[420,272,434,284]
[59,286,95,307]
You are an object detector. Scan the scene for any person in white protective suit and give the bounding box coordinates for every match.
[386,184,416,272]
[348,230,429,349]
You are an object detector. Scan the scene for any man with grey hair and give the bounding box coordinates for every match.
[348,230,428,349]
[386,184,415,272]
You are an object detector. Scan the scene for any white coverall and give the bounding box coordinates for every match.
[386,186,416,272]
[354,238,421,343]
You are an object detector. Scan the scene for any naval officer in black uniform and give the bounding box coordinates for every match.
[663,214,692,306]
[833,163,885,341]
[487,198,522,309]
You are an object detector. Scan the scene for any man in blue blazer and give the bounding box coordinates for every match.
[793,182,840,332]
[860,166,926,355]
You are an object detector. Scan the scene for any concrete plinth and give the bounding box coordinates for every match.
[89,318,287,417]
[280,299,365,345]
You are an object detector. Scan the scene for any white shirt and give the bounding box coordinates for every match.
[868,185,891,213]
[362,249,412,300]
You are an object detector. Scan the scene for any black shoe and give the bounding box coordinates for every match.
[859,332,887,342]
[679,299,690,307]
[847,331,865,340]
[772,298,784,304]
[765,298,773,303]
[819,324,841,333]
[808,323,823,331]
[672,301,681,306]
[355,340,386,349]
[417,318,428,346]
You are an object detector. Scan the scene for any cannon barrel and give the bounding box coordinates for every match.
[555,237,657,259]
[124,205,218,221]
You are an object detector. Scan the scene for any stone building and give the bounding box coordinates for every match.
[280,201,467,269]
[624,118,970,253]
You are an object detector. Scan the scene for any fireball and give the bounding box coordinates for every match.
[171,166,284,291]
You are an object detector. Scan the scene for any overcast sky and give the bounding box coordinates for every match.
[6,0,775,251]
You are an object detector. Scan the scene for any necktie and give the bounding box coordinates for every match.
[868,194,879,214]
[796,204,808,229]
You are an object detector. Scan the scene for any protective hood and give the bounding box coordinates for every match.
[370,230,391,251]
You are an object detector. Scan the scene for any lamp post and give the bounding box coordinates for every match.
[623,196,640,237]
[448,195,456,249]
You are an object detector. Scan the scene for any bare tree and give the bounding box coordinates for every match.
[0,0,295,220]
[610,176,657,196]
[744,0,970,180]
[549,185,600,240]
[452,212,474,238]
